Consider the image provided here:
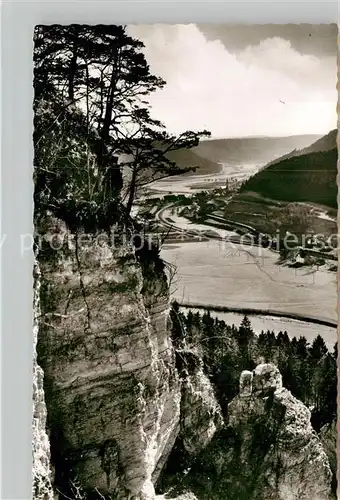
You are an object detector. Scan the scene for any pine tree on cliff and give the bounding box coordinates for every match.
[309,335,328,362]
[310,352,337,430]
[238,315,254,349]
[118,123,210,219]
[34,25,210,230]
[237,315,255,370]
[34,24,162,193]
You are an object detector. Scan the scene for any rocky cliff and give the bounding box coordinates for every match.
[177,351,223,456]
[35,219,222,499]
[227,364,334,500]
[178,363,335,500]
[320,421,337,493]
[34,221,335,500]
[37,229,180,499]
[32,262,54,500]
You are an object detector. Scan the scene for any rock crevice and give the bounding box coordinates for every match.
[36,230,182,499]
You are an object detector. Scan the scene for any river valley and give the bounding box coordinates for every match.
[149,167,337,348]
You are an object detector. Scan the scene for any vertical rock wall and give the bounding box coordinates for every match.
[180,363,334,500]
[32,262,54,499]
[228,364,334,500]
[36,233,182,499]
[33,222,335,500]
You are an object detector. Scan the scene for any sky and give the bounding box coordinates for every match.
[127,23,337,139]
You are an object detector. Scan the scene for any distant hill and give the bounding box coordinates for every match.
[297,129,337,155]
[240,130,338,208]
[165,147,221,175]
[192,135,322,167]
[260,129,338,171]
[119,142,223,180]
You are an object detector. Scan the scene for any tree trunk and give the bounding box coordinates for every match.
[125,165,138,221]
[68,40,78,103]
[95,47,122,192]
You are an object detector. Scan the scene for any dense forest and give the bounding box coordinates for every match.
[240,148,337,208]
[170,302,337,431]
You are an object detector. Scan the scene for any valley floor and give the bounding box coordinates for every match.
[161,238,337,322]
[142,163,337,349]
[158,207,337,348]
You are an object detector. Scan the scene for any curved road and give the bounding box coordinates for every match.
[155,204,254,245]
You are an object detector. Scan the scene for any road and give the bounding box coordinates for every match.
[155,204,256,246]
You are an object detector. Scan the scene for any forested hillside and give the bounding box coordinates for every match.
[240,145,337,208]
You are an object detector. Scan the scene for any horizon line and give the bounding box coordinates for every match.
[206,132,331,141]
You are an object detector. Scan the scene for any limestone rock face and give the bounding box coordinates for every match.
[320,421,337,486]
[227,363,334,500]
[239,370,253,397]
[37,231,181,499]
[32,262,54,500]
[252,362,283,394]
[180,355,223,455]
[182,363,334,500]
[36,220,334,500]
